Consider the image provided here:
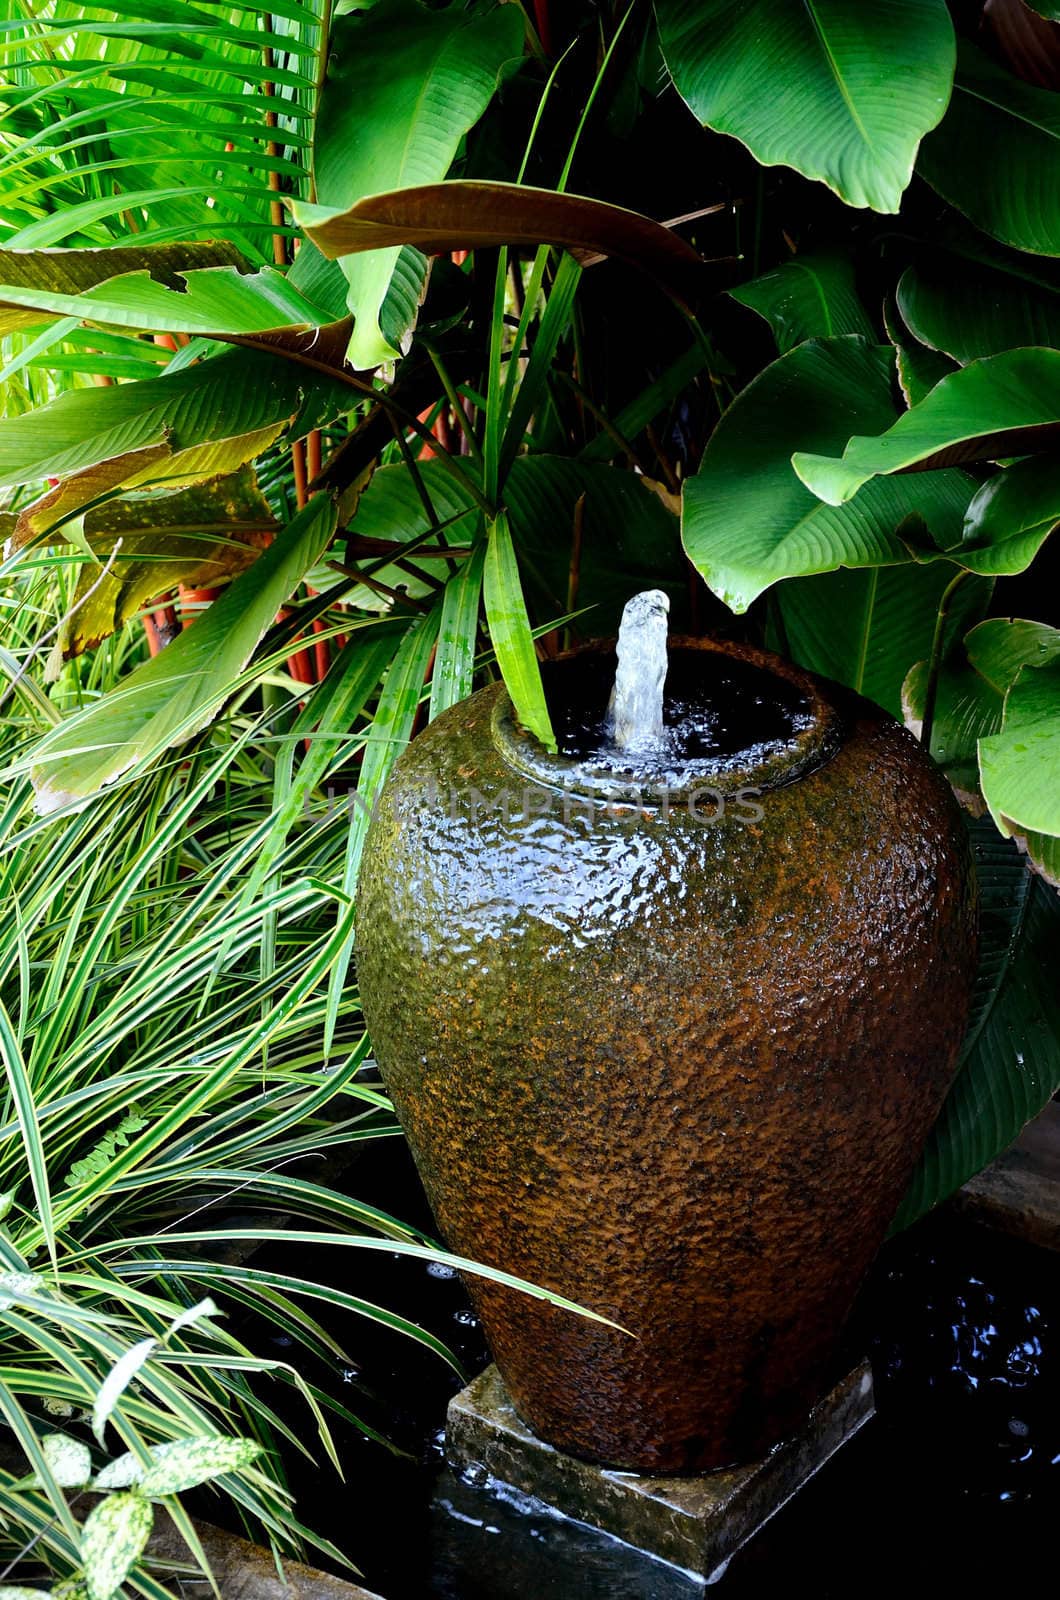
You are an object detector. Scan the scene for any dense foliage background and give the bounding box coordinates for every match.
[0,0,1059,1593]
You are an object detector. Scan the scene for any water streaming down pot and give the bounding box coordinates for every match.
[356,596,978,1472]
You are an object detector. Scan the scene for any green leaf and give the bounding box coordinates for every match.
[894,817,1060,1230]
[0,1005,55,1270]
[902,637,1004,793]
[39,1433,93,1489]
[28,495,339,813]
[966,615,1060,692]
[59,467,278,658]
[793,347,1060,505]
[682,336,972,613]
[932,453,1060,576]
[431,544,485,722]
[775,563,990,719]
[1027,1,1060,16]
[979,658,1060,836]
[0,346,353,490]
[918,43,1060,257]
[0,240,248,335]
[897,257,1060,365]
[81,1491,153,1600]
[483,512,555,752]
[295,181,706,310]
[93,1338,157,1445]
[311,0,523,367]
[656,0,955,213]
[0,265,333,337]
[729,253,874,352]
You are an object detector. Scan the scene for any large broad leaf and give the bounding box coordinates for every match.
[896,257,1060,365]
[729,253,873,353]
[295,181,707,310]
[979,658,1060,836]
[28,495,339,813]
[60,467,278,658]
[681,336,973,613]
[775,563,990,720]
[0,264,334,337]
[310,0,523,367]
[918,43,1060,257]
[0,345,354,489]
[793,347,1060,504]
[894,817,1060,1231]
[0,240,248,335]
[656,0,955,213]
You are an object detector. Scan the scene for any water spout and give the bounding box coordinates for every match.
[608,589,670,752]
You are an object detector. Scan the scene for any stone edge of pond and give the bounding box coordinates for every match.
[149,1510,384,1600]
[953,1101,1060,1253]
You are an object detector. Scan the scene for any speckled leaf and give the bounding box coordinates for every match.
[657,0,955,212]
[794,348,1060,505]
[682,337,973,613]
[894,817,1060,1230]
[39,1433,92,1489]
[918,44,1060,256]
[729,253,873,352]
[81,1492,153,1600]
[138,1436,263,1496]
[0,240,247,335]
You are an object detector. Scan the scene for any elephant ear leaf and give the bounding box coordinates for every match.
[893,817,1060,1231]
[656,0,956,213]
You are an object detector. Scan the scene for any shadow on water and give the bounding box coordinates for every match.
[233,1127,1058,1599]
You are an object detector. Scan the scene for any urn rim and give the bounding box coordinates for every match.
[490,635,845,805]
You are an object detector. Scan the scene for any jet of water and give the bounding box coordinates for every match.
[608,589,670,752]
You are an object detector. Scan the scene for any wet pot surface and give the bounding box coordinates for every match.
[356,640,978,1472]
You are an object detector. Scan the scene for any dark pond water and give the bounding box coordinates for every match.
[232,1135,1058,1598]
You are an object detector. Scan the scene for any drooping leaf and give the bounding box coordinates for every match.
[0,239,248,335]
[81,1491,153,1600]
[894,817,1060,1230]
[883,296,958,407]
[918,43,1060,257]
[60,467,278,658]
[93,1338,156,1446]
[979,658,1060,836]
[922,452,1060,576]
[29,495,339,813]
[656,0,955,213]
[897,257,1060,364]
[483,511,555,752]
[0,346,354,490]
[728,253,874,352]
[775,563,990,720]
[0,265,333,337]
[682,336,973,613]
[793,347,1060,504]
[310,0,524,367]
[295,181,707,310]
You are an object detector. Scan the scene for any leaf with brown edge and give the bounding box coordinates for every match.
[60,466,278,659]
[0,240,249,335]
[7,426,284,555]
[294,182,708,308]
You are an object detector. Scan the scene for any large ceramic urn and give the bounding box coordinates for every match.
[356,636,977,1473]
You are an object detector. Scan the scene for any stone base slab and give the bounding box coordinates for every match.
[446,1362,874,1582]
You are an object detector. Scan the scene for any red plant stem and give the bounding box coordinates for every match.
[532,0,553,54]
[291,436,310,510]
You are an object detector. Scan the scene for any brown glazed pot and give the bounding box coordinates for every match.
[355,638,978,1473]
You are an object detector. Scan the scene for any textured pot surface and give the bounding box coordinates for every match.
[356,640,977,1473]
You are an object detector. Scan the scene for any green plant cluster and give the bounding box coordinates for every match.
[1,0,1059,1589]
